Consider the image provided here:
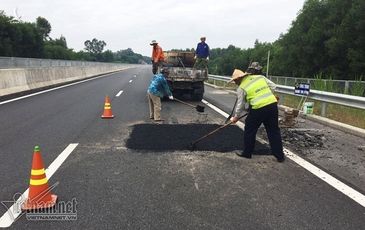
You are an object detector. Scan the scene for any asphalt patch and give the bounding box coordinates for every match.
[126,124,269,153]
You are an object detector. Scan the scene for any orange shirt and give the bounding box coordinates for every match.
[152,45,164,63]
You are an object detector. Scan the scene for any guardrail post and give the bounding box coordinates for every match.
[344,81,349,94]
[320,102,327,117]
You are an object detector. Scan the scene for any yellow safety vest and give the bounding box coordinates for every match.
[239,75,277,109]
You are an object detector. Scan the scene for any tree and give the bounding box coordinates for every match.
[43,36,73,59]
[36,16,51,40]
[84,38,106,54]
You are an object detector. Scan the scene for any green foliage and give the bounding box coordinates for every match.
[36,16,51,40]
[114,48,149,64]
[350,76,365,96]
[311,73,340,93]
[207,0,365,80]
[0,11,43,58]
[0,11,148,63]
[84,38,106,54]
[43,36,74,60]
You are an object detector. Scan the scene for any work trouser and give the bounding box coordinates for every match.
[243,102,284,159]
[193,58,208,69]
[147,92,161,120]
[152,61,163,74]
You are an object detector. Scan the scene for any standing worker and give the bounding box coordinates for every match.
[194,36,210,69]
[229,62,285,162]
[150,40,165,74]
[147,68,174,122]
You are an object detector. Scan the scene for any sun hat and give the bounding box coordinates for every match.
[247,62,263,71]
[150,40,158,45]
[228,69,249,83]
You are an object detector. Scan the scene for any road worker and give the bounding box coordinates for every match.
[150,40,165,74]
[147,67,173,122]
[229,62,285,162]
[194,36,210,69]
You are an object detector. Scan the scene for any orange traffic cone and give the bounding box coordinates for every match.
[101,95,114,119]
[22,146,57,211]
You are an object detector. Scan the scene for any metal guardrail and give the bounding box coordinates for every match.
[208,74,365,116]
[0,56,126,69]
[269,75,365,96]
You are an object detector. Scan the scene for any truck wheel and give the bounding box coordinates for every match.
[191,82,204,101]
[191,92,203,101]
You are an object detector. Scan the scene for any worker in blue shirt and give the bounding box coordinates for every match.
[194,36,210,69]
[147,68,173,122]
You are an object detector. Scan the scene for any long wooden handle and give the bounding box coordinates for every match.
[191,113,248,146]
[174,98,196,108]
[192,122,232,145]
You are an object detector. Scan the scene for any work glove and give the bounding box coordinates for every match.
[194,55,197,59]
[169,95,174,100]
[206,56,209,60]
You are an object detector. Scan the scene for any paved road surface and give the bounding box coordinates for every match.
[0,66,364,229]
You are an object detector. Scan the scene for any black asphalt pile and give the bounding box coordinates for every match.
[126,124,268,152]
[280,128,328,153]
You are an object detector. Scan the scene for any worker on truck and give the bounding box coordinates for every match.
[194,36,210,69]
[147,68,173,122]
[150,40,165,74]
[229,62,285,162]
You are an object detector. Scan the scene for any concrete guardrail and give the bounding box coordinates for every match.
[0,64,138,97]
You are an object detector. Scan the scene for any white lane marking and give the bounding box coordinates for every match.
[0,72,120,106]
[129,80,133,83]
[116,90,124,97]
[0,143,79,228]
[201,99,365,208]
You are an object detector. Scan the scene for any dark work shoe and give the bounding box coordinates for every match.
[277,157,285,163]
[236,152,252,159]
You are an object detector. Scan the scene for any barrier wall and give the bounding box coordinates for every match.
[0,65,135,97]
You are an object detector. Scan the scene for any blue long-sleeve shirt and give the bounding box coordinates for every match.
[147,74,172,98]
[195,42,210,58]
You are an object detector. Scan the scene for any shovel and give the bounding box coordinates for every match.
[174,98,205,112]
[189,113,248,151]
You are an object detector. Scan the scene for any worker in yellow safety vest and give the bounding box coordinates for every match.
[229,62,285,162]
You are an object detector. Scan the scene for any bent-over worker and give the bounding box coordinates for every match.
[147,68,173,122]
[229,62,285,162]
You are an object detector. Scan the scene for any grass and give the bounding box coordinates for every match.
[350,76,365,96]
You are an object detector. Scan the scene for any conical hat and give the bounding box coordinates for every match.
[228,69,249,83]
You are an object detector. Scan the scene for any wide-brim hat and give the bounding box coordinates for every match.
[247,62,262,71]
[228,69,249,83]
[150,40,158,45]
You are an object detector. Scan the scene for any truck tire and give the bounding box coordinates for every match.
[191,81,204,101]
[191,92,203,101]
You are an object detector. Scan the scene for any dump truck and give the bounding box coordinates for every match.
[163,51,208,101]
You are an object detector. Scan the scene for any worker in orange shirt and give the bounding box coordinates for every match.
[150,40,165,74]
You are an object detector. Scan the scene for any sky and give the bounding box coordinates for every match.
[2,0,306,56]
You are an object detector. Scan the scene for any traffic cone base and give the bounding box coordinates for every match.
[101,96,114,119]
[21,146,58,211]
[22,194,57,211]
[101,114,114,119]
